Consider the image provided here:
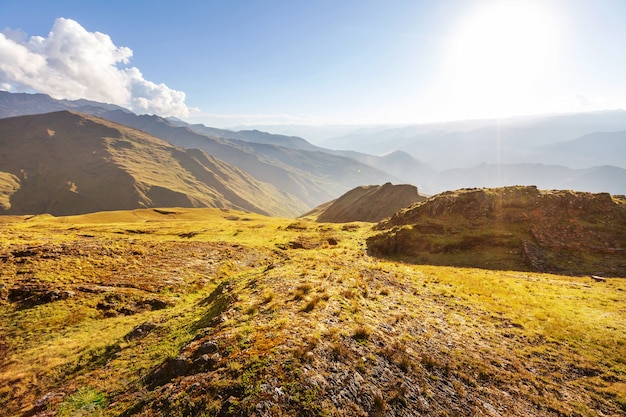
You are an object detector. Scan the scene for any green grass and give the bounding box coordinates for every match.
[57,387,107,417]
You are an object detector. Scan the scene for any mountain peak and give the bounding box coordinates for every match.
[307,183,426,223]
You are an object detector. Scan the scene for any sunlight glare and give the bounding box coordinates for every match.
[446,0,560,118]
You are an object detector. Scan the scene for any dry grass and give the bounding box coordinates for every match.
[0,207,625,416]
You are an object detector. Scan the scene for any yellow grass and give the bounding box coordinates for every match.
[0,207,624,416]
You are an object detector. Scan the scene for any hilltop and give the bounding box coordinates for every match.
[304,182,426,223]
[368,186,626,276]
[0,111,304,216]
[0,208,624,416]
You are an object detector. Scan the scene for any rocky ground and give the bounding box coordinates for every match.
[0,207,624,416]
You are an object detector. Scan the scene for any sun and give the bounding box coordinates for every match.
[445,0,560,118]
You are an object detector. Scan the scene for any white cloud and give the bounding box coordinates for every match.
[0,18,189,118]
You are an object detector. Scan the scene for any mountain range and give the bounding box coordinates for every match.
[0,91,625,217]
[320,111,626,194]
[321,110,626,170]
[0,111,304,216]
[0,92,408,213]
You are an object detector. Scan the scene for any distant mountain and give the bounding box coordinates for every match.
[320,118,499,155]
[0,111,304,216]
[436,163,626,195]
[0,91,404,210]
[323,111,626,170]
[333,150,437,194]
[532,130,626,169]
[0,91,131,118]
[167,120,320,152]
[304,182,426,223]
[169,118,436,186]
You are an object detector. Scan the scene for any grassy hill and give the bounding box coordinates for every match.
[368,186,626,276]
[0,207,624,416]
[0,111,305,216]
[304,182,426,223]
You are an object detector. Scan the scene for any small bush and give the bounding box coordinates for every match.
[353,325,372,341]
[261,289,275,304]
[57,387,106,417]
[302,296,320,313]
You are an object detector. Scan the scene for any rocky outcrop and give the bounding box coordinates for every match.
[369,186,626,276]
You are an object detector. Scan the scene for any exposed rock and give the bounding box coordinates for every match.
[196,340,219,355]
[147,356,191,387]
[32,391,66,415]
[369,186,626,276]
[8,283,75,307]
[124,321,158,341]
[288,237,323,250]
[96,293,170,317]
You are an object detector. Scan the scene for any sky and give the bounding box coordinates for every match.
[1,0,626,128]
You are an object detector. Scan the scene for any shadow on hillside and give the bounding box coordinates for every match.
[365,230,626,277]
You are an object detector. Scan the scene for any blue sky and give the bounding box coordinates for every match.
[1,0,626,127]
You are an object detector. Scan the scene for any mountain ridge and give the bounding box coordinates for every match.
[0,111,304,216]
[0,91,404,210]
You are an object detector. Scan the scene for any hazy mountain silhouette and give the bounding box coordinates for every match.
[531,130,626,168]
[436,163,626,195]
[323,110,626,170]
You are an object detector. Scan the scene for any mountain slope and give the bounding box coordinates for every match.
[100,110,400,209]
[306,182,426,223]
[0,92,403,210]
[369,186,626,276]
[0,111,304,216]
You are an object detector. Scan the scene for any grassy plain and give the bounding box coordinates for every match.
[0,208,624,416]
